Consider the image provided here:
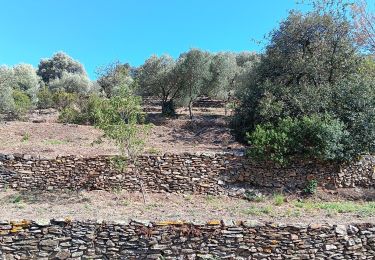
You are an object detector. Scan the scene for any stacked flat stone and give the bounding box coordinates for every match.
[0,219,374,259]
[0,153,374,195]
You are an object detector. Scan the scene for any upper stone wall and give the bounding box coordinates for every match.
[0,153,373,194]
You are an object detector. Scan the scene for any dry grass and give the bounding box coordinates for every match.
[1,190,374,224]
[0,103,244,158]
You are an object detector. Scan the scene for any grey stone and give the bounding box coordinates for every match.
[54,251,71,259]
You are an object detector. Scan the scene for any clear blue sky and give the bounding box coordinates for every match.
[0,0,312,79]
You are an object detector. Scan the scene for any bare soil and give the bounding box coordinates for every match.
[0,190,374,224]
[0,102,244,158]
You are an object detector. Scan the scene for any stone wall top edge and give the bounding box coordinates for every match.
[0,151,244,161]
[0,218,373,229]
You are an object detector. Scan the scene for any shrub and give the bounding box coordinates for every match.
[37,87,54,109]
[58,107,81,124]
[57,94,103,125]
[247,115,348,165]
[12,90,32,118]
[303,179,318,195]
[247,122,290,165]
[331,75,375,160]
[52,91,78,110]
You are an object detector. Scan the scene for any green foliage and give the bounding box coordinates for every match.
[92,86,151,161]
[233,5,375,163]
[303,179,318,195]
[12,64,41,104]
[21,132,30,142]
[58,107,81,124]
[259,10,359,87]
[273,194,285,206]
[48,72,90,94]
[57,94,103,124]
[247,115,348,165]
[293,200,375,217]
[137,55,180,116]
[0,67,15,114]
[37,52,87,84]
[244,190,266,202]
[37,87,54,109]
[43,139,68,145]
[12,90,32,117]
[177,49,212,119]
[137,51,258,117]
[330,75,375,159]
[52,91,78,110]
[233,8,360,135]
[96,61,133,97]
[245,205,274,216]
[247,122,290,165]
[207,52,238,101]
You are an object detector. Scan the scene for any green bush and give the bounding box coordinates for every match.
[78,94,103,124]
[331,76,375,160]
[37,87,54,109]
[12,90,32,118]
[58,107,82,124]
[57,94,104,125]
[303,179,318,195]
[247,115,348,165]
[247,122,290,165]
[52,91,78,110]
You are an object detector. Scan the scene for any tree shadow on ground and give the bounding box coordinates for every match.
[1,190,90,205]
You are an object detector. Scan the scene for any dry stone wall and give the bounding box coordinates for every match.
[0,219,374,259]
[0,153,374,195]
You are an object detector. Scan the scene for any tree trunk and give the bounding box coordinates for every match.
[188,100,193,120]
[161,99,176,117]
[224,100,228,116]
[134,159,146,204]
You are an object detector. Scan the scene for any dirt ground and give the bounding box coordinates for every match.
[0,101,244,158]
[0,190,374,224]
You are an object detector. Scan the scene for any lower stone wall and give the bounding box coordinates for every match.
[0,219,374,259]
[0,153,374,195]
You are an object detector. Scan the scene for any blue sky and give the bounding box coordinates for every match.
[0,0,312,79]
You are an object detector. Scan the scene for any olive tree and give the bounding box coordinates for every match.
[177,49,212,119]
[96,62,133,97]
[234,53,261,98]
[37,52,87,84]
[208,52,238,115]
[93,86,151,202]
[137,55,181,116]
[0,66,15,113]
[235,52,259,67]
[0,65,35,117]
[49,72,91,94]
[13,64,41,104]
